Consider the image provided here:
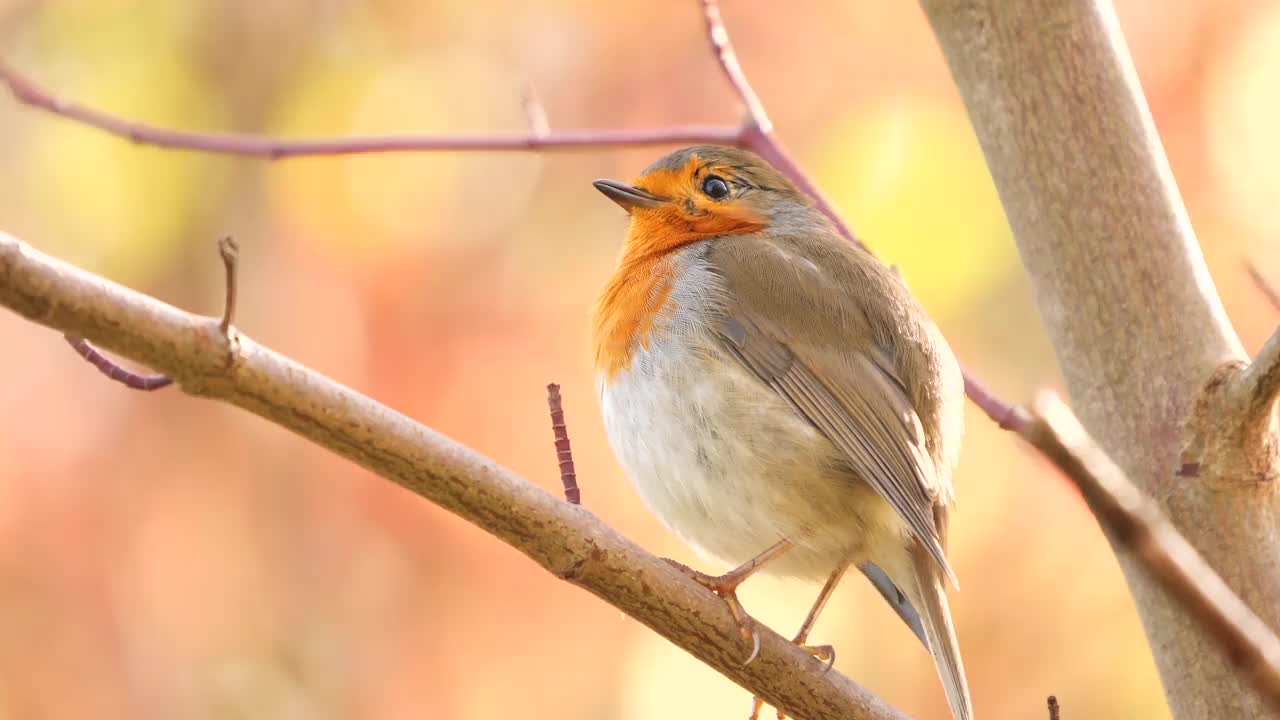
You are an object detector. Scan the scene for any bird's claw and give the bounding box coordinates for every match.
[797,643,836,674]
[748,642,836,719]
[663,557,761,665]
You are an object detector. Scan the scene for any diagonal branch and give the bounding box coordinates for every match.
[1020,392,1280,713]
[1245,260,1280,313]
[0,230,910,720]
[1232,327,1280,437]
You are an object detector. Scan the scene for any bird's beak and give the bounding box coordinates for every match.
[593,179,665,211]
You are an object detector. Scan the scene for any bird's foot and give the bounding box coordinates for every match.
[796,642,836,674]
[746,641,837,719]
[663,558,762,665]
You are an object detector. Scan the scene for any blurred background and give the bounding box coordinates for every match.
[1,0,1277,717]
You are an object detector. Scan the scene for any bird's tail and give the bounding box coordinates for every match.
[907,542,973,720]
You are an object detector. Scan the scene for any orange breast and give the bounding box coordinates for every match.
[591,252,677,378]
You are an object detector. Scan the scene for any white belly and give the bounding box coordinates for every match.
[599,333,903,580]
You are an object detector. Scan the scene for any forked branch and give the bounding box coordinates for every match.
[1020,393,1280,713]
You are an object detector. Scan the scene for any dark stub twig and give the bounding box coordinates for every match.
[1047,695,1060,720]
[546,383,580,504]
[65,236,241,391]
[63,334,174,390]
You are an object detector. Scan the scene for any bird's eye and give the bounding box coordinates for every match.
[701,175,730,200]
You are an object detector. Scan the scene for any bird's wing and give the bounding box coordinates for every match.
[706,236,955,584]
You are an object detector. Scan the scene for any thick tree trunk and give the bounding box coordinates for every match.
[920,1,1280,717]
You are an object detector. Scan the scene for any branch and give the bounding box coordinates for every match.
[0,59,739,155]
[545,383,580,504]
[1020,392,1280,714]
[921,2,1280,716]
[0,230,910,720]
[0,3,1026,431]
[1231,328,1280,438]
[1245,260,1280,313]
[1235,262,1280,435]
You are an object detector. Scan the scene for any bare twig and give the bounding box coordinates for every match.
[521,82,550,138]
[700,0,771,133]
[61,235,243,391]
[697,0,851,247]
[1238,261,1280,431]
[0,4,1026,430]
[1245,260,1280,313]
[1047,695,1060,720]
[0,231,910,720]
[546,383,580,504]
[1020,392,1280,713]
[1232,328,1280,437]
[0,61,739,157]
[218,236,239,334]
[964,373,1031,431]
[62,335,173,390]
[694,0,1024,429]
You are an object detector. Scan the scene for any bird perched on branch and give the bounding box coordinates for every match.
[591,145,972,720]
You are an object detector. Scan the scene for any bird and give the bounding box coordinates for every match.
[590,145,972,720]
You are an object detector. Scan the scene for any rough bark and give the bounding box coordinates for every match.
[920,1,1280,717]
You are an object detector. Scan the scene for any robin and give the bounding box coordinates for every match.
[591,145,972,720]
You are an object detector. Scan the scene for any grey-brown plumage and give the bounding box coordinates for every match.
[593,145,972,720]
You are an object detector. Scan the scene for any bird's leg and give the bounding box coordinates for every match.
[750,557,853,720]
[665,538,793,665]
[791,558,851,669]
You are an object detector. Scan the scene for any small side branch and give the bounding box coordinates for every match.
[1231,327,1280,438]
[218,236,239,333]
[701,0,771,133]
[62,235,242,391]
[1245,260,1280,313]
[1020,392,1280,713]
[0,61,740,157]
[63,335,173,390]
[546,383,580,504]
[964,374,1030,432]
[1233,260,1280,448]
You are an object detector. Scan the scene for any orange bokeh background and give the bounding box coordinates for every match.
[2,1,1279,718]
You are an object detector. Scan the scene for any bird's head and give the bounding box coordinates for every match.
[593,145,816,257]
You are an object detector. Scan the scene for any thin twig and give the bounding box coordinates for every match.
[0,61,738,157]
[1245,260,1280,313]
[964,374,1031,431]
[62,335,173,390]
[521,81,550,138]
[1021,392,1280,713]
[218,235,239,334]
[61,236,242,391]
[546,383,580,504]
[1047,695,1060,720]
[700,0,771,133]
[0,230,911,720]
[696,0,1025,429]
[697,0,852,247]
